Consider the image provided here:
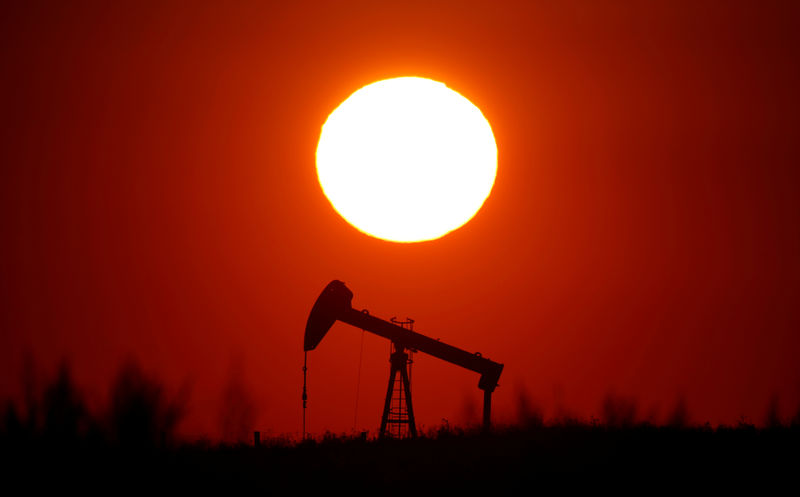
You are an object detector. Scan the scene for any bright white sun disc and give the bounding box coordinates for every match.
[316,77,497,242]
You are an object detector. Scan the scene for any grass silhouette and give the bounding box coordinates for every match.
[1,362,798,490]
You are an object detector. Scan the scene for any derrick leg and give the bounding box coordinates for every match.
[379,364,398,438]
[399,363,417,438]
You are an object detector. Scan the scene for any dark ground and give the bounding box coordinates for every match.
[3,422,798,491]
[2,363,797,491]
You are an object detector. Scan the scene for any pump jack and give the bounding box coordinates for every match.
[304,280,504,437]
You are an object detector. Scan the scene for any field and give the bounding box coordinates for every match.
[3,420,798,491]
[2,363,798,490]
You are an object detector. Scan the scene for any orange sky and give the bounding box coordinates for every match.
[2,1,799,440]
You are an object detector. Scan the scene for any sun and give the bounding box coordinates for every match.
[316,77,497,243]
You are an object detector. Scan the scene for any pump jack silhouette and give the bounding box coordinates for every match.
[304,280,504,438]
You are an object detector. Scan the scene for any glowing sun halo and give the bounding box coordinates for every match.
[316,77,497,243]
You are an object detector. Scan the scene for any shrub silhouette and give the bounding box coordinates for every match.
[1,359,799,489]
[516,388,544,428]
[764,395,782,428]
[107,361,185,449]
[601,393,638,427]
[2,401,23,442]
[667,396,690,428]
[42,363,88,444]
[218,363,256,445]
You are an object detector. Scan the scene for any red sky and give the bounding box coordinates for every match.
[2,1,799,440]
